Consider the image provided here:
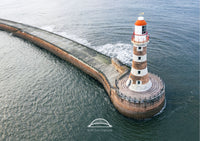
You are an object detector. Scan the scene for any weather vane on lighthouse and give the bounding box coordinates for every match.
[139,12,144,15]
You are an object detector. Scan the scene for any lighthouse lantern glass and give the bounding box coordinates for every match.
[142,26,146,34]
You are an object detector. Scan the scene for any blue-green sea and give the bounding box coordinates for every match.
[0,0,199,140]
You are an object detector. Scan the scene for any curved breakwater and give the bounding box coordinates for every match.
[0,19,165,119]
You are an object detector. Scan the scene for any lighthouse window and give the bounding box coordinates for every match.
[137,46,143,51]
[138,57,141,60]
[138,71,141,74]
[142,26,146,34]
[136,80,141,85]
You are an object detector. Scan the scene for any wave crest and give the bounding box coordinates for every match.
[41,25,132,66]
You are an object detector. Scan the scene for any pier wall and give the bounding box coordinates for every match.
[111,88,165,119]
[0,23,111,94]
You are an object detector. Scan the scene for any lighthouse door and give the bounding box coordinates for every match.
[126,79,132,87]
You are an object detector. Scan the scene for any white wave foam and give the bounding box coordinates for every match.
[56,31,91,47]
[41,25,55,32]
[41,25,91,47]
[41,25,132,66]
[154,99,167,117]
[95,43,132,66]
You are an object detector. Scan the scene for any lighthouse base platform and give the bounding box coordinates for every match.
[111,73,165,119]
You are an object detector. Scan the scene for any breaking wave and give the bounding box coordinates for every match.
[95,43,132,66]
[41,25,132,66]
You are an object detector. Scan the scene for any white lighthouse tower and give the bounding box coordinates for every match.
[126,16,152,92]
[116,15,166,119]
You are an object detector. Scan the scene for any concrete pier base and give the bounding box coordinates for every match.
[113,73,165,119]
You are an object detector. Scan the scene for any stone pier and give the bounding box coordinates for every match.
[0,19,165,119]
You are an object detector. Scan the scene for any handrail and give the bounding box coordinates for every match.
[116,87,165,104]
[115,74,165,104]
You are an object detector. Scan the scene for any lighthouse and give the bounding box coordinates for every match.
[115,15,166,119]
[126,16,152,92]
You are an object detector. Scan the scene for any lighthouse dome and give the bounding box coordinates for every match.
[135,16,147,26]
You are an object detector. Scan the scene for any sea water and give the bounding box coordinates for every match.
[0,0,199,140]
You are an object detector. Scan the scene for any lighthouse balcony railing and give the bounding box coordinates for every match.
[115,77,165,104]
[131,32,149,44]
